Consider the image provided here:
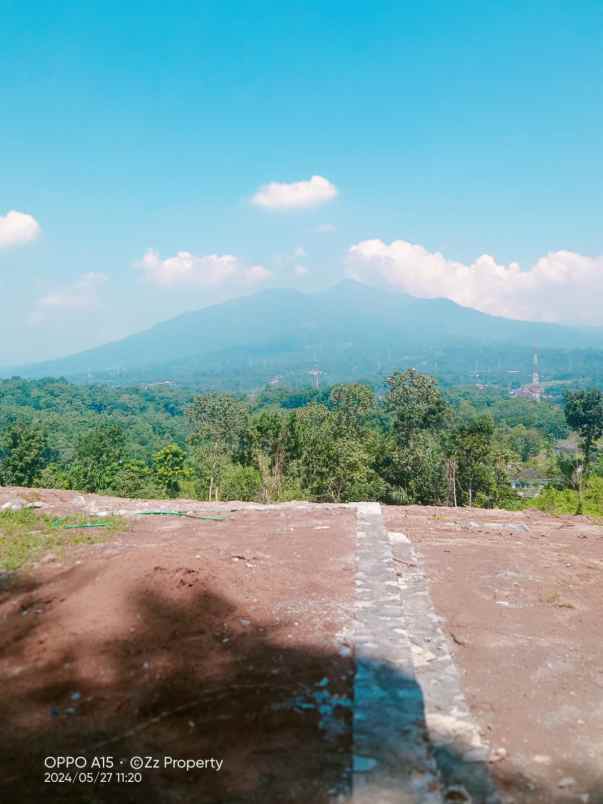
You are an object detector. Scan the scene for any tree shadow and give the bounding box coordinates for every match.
[0,575,601,803]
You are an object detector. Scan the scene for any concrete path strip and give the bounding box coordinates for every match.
[351,503,500,804]
[390,528,500,803]
[352,502,442,803]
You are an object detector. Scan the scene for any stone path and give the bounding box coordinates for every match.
[352,503,500,804]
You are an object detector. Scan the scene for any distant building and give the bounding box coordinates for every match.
[511,467,547,497]
[142,380,175,388]
[510,352,544,401]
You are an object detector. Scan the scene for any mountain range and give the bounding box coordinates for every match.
[5,281,603,390]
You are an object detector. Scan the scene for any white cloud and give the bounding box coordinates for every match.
[347,239,603,326]
[0,210,41,249]
[245,263,272,282]
[251,175,337,211]
[316,223,336,233]
[136,249,271,288]
[29,273,107,324]
[274,246,307,267]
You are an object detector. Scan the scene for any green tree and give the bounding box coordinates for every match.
[110,459,157,498]
[448,415,495,507]
[220,464,262,501]
[489,398,569,440]
[289,403,383,502]
[0,422,51,486]
[246,407,291,502]
[35,462,72,490]
[188,393,249,500]
[153,443,186,498]
[378,430,446,505]
[329,383,375,436]
[386,369,449,445]
[70,422,127,492]
[382,370,449,504]
[564,389,603,513]
[552,453,582,491]
[490,441,519,508]
[502,425,544,462]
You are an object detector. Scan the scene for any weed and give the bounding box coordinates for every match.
[0,509,126,572]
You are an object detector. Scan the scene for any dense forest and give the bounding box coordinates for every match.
[1,374,602,515]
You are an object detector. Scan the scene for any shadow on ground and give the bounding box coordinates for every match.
[0,573,601,804]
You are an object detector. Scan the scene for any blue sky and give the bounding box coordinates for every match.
[2,0,603,362]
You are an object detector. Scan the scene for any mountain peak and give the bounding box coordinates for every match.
[330,277,369,291]
[6,280,602,386]
[321,277,386,300]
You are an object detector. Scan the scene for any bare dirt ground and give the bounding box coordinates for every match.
[1,488,602,803]
[384,505,603,804]
[0,488,355,803]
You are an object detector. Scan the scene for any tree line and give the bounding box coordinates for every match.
[0,371,601,511]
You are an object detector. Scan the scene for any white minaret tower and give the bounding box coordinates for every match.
[532,352,540,386]
[308,368,323,390]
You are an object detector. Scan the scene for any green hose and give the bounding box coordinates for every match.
[61,523,113,529]
[136,511,226,521]
[51,518,112,529]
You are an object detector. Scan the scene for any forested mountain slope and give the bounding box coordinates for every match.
[6,281,603,389]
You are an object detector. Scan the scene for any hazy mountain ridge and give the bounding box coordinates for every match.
[5,281,603,389]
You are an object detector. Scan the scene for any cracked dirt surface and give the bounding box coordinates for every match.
[384,505,603,804]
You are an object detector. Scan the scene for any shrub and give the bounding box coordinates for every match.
[219,464,262,501]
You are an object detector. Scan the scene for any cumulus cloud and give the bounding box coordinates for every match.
[251,175,337,211]
[136,249,271,288]
[245,263,272,282]
[347,239,603,326]
[29,273,107,324]
[0,210,41,249]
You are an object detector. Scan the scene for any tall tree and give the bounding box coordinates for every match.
[71,422,127,492]
[383,370,449,504]
[564,389,603,513]
[447,415,495,507]
[290,402,382,502]
[329,383,375,437]
[188,393,248,500]
[385,369,448,445]
[0,422,51,487]
[154,443,186,498]
[246,408,291,502]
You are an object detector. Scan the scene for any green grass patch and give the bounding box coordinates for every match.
[0,509,127,572]
[526,476,603,517]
